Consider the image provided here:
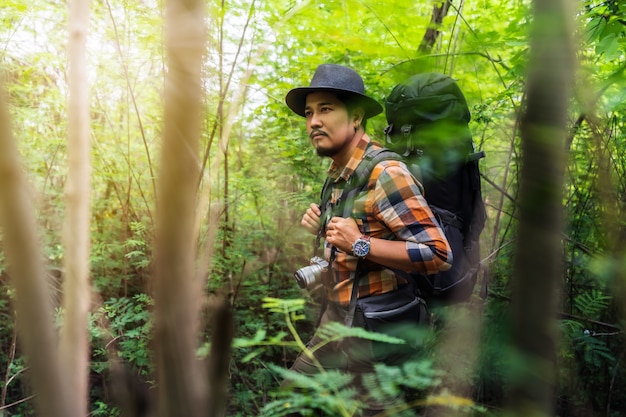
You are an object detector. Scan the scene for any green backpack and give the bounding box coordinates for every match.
[384,72,486,306]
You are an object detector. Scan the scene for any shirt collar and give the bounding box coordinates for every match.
[327,132,372,182]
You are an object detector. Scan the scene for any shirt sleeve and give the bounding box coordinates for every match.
[371,162,453,275]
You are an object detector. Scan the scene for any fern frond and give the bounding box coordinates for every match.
[262,297,307,315]
[316,321,407,345]
[573,289,611,318]
[268,364,354,393]
[264,364,362,417]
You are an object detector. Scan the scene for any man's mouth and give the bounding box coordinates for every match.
[310,130,327,140]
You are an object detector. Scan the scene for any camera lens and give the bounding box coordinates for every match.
[294,265,320,289]
[293,257,328,290]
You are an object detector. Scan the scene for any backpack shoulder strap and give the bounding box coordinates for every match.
[316,146,402,251]
[349,147,401,189]
[349,147,402,198]
[333,147,403,219]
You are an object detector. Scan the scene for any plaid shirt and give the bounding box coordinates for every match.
[322,134,452,305]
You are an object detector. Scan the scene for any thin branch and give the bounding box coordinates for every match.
[487,292,621,332]
[0,394,35,411]
[481,171,518,207]
[0,315,18,408]
[198,0,257,188]
[104,0,157,204]
[358,0,411,61]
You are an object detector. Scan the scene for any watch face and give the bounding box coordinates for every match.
[353,238,370,257]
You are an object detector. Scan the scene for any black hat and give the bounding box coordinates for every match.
[286,64,383,118]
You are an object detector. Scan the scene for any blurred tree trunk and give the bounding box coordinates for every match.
[507,0,574,415]
[59,0,92,415]
[0,86,73,417]
[153,0,208,416]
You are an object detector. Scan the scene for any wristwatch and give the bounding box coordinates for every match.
[352,235,371,258]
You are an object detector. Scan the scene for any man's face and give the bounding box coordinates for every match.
[304,91,357,158]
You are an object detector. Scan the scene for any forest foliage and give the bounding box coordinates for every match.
[0,0,626,416]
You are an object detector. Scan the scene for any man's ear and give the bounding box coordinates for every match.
[352,108,365,125]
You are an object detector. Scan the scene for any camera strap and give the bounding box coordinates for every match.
[345,259,364,327]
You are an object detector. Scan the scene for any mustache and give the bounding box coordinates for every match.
[309,129,327,139]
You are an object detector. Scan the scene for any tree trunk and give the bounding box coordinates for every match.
[0,85,73,417]
[153,0,208,416]
[507,0,574,415]
[419,0,452,54]
[59,0,92,415]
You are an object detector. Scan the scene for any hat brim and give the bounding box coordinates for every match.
[286,87,383,119]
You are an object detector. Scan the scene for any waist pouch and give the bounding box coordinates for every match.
[356,285,428,333]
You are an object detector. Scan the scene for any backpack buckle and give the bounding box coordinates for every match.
[384,124,394,143]
[401,124,413,137]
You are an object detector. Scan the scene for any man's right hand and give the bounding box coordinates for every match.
[301,203,322,235]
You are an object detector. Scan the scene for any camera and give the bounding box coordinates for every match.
[294,256,329,289]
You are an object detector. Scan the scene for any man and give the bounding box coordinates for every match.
[283,64,452,416]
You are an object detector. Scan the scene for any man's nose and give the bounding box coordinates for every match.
[309,112,322,128]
